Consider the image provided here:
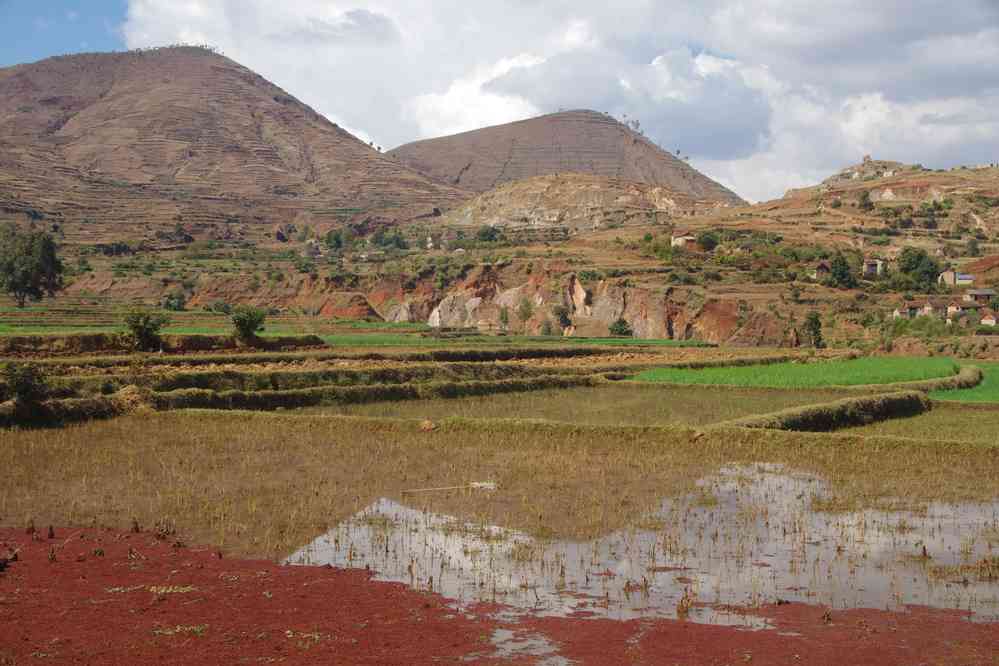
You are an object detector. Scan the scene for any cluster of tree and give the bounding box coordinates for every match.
[887,247,942,293]
[123,305,268,351]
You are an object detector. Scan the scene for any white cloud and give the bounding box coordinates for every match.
[408,55,544,138]
[120,0,999,201]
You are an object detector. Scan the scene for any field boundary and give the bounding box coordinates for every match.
[838,365,982,394]
[713,390,931,432]
[16,345,625,370]
[148,374,609,412]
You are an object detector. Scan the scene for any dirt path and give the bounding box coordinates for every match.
[2,527,997,664]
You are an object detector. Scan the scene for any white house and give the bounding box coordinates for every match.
[671,232,697,249]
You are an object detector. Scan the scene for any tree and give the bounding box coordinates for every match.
[895,247,941,292]
[498,306,510,331]
[829,253,857,289]
[858,190,874,212]
[124,309,170,351]
[551,304,572,329]
[476,225,501,243]
[696,231,719,252]
[516,297,534,323]
[609,318,633,337]
[231,305,267,341]
[162,291,187,311]
[0,224,64,307]
[967,238,981,257]
[803,311,824,348]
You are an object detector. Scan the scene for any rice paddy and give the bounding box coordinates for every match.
[296,384,854,426]
[931,362,999,403]
[841,402,999,443]
[633,356,959,388]
[3,340,999,632]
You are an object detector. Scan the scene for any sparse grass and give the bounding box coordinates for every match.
[1,411,997,560]
[931,362,999,403]
[296,384,852,426]
[634,357,958,388]
[841,402,999,443]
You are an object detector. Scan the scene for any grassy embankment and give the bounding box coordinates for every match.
[2,411,997,560]
[633,357,959,388]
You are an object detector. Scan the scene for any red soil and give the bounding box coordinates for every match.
[2,527,998,665]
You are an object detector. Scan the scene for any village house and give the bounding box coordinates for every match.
[947,300,984,318]
[982,312,998,327]
[938,270,975,287]
[862,258,886,279]
[892,302,923,320]
[670,231,697,249]
[893,299,948,319]
[964,289,997,305]
[920,299,947,318]
[812,261,831,281]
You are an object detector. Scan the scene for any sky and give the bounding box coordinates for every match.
[2,1,998,202]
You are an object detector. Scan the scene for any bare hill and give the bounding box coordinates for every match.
[0,47,467,235]
[444,173,706,236]
[388,110,745,206]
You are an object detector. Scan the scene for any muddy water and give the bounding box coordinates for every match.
[286,464,999,626]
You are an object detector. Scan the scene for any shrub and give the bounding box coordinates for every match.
[124,309,171,351]
[609,318,633,337]
[2,362,48,404]
[231,305,267,341]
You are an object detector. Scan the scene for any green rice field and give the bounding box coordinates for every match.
[633,356,959,388]
[931,362,999,403]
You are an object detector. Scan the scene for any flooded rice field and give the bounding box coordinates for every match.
[287,464,999,628]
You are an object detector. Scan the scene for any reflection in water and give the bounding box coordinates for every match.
[286,464,999,626]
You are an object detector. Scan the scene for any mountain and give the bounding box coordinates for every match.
[388,109,745,206]
[0,47,467,237]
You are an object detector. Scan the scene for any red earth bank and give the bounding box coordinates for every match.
[1,527,997,664]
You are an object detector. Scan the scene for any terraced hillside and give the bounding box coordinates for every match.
[389,109,745,206]
[0,47,468,238]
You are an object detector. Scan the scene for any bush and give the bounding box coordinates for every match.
[231,305,267,341]
[609,318,633,337]
[2,362,48,404]
[124,309,171,351]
